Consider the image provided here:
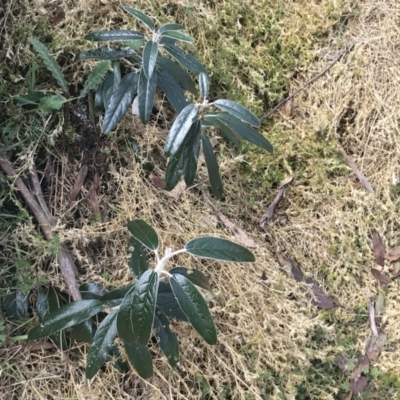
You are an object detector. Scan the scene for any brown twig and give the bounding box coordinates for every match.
[261,45,351,121]
[0,155,82,301]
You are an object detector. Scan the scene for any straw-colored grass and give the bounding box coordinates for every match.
[2,0,400,398]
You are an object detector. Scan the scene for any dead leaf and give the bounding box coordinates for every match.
[281,100,292,118]
[371,268,392,286]
[260,271,267,281]
[366,333,386,362]
[87,171,101,220]
[350,376,368,394]
[389,262,400,277]
[351,353,370,382]
[384,245,400,261]
[163,180,186,199]
[368,302,379,338]
[203,194,256,248]
[276,253,336,309]
[260,176,293,228]
[149,173,165,189]
[68,164,88,206]
[51,6,65,28]
[371,230,385,267]
[375,292,385,315]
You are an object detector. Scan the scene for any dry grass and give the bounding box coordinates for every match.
[2,0,400,399]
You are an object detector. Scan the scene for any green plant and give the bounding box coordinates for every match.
[78,6,272,197]
[28,219,255,379]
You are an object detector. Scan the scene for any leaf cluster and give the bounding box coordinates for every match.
[28,220,255,379]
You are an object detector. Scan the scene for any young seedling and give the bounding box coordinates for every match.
[28,219,255,379]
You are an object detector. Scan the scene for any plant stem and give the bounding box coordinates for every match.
[154,248,186,273]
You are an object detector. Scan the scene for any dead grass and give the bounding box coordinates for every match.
[2,0,400,399]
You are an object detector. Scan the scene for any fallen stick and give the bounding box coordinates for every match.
[0,155,82,301]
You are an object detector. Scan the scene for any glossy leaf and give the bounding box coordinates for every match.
[123,7,155,30]
[183,120,201,186]
[80,60,111,98]
[142,40,158,79]
[185,237,255,262]
[161,30,194,43]
[216,113,272,152]
[156,69,189,113]
[213,99,260,127]
[102,72,138,134]
[3,290,29,320]
[124,339,153,378]
[162,44,207,74]
[165,142,185,190]
[28,300,103,340]
[30,38,68,93]
[199,72,209,99]
[127,219,159,251]
[85,30,145,42]
[156,56,197,95]
[79,282,104,300]
[94,81,104,116]
[128,237,149,279]
[138,68,157,124]
[170,274,217,345]
[102,72,114,109]
[129,270,159,345]
[77,48,137,60]
[169,267,211,291]
[100,284,135,305]
[70,319,94,344]
[116,286,136,341]
[157,283,188,322]
[86,310,118,379]
[158,23,185,34]
[154,309,179,367]
[201,115,241,146]
[201,133,223,198]
[164,104,199,156]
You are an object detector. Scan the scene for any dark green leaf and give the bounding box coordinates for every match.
[77,47,138,60]
[128,237,149,279]
[201,115,241,146]
[185,237,255,262]
[158,23,185,34]
[100,284,135,306]
[156,56,197,95]
[159,37,177,46]
[216,113,272,152]
[170,274,217,345]
[102,72,114,109]
[183,120,201,186]
[201,133,223,198]
[123,7,155,30]
[30,38,68,93]
[199,72,209,99]
[85,30,145,42]
[124,339,153,378]
[79,283,104,299]
[154,309,179,367]
[165,143,185,191]
[70,319,94,344]
[164,104,199,157]
[142,40,158,79]
[102,72,138,134]
[157,283,188,322]
[116,286,136,341]
[14,91,46,106]
[138,68,157,124]
[169,267,211,291]
[162,44,207,74]
[161,30,194,43]
[213,100,260,127]
[94,81,104,116]
[3,290,29,320]
[156,69,189,113]
[81,60,111,98]
[127,219,159,251]
[28,300,103,340]
[86,310,118,379]
[129,270,159,345]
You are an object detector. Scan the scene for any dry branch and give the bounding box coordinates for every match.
[0,155,82,301]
